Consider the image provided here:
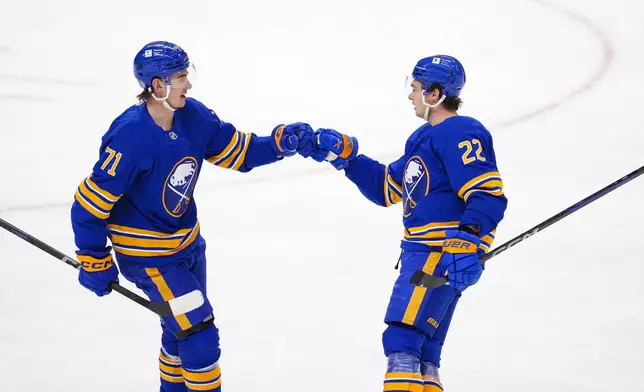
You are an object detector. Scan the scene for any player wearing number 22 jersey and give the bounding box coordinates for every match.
[299,55,508,391]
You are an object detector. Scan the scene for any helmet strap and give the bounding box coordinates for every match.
[422,94,446,121]
[149,80,177,112]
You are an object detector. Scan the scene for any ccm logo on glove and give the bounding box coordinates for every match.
[78,255,114,272]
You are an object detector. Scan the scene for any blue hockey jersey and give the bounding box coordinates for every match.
[344,116,507,253]
[71,98,281,267]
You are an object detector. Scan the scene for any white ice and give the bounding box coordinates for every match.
[1,0,643,391]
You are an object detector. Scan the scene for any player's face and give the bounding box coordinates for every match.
[408,80,426,119]
[167,70,192,108]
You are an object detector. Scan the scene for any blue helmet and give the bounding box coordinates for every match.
[411,55,466,97]
[133,41,190,89]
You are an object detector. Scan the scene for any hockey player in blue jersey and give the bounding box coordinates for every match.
[299,55,507,391]
[70,41,315,392]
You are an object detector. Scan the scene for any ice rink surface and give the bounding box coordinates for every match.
[1,0,643,390]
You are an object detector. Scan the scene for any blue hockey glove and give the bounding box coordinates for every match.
[295,125,318,157]
[437,230,482,292]
[271,123,309,157]
[77,250,119,297]
[315,128,359,170]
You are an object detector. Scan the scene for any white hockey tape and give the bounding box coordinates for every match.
[168,290,205,316]
[325,151,338,161]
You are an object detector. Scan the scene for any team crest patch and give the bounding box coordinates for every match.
[163,157,198,217]
[403,156,430,216]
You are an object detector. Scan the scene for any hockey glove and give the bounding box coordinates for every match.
[77,250,119,297]
[296,125,319,158]
[315,128,359,170]
[437,230,482,292]
[271,123,310,157]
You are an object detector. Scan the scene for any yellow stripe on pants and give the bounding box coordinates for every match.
[402,253,441,325]
[145,267,193,331]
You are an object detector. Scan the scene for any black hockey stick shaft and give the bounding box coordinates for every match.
[411,165,644,288]
[0,217,173,317]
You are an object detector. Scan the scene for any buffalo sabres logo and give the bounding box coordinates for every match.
[403,156,430,217]
[163,157,199,217]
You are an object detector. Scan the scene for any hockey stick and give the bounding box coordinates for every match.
[0,217,174,317]
[410,165,644,288]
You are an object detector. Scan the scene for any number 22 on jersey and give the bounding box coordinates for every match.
[101,147,122,176]
[459,139,486,165]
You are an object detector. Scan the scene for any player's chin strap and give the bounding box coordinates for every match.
[150,85,177,112]
[423,94,446,121]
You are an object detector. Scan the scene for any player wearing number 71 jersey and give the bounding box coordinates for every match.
[70,41,315,392]
[298,55,508,391]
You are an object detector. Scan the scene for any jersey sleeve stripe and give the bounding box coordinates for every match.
[230,133,252,171]
[383,167,392,207]
[387,174,403,196]
[389,189,402,204]
[78,180,115,212]
[217,134,245,168]
[463,188,504,202]
[74,191,110,219]
[85,176,121,202]
[206,131,239,165]
[383,167,403,206]
[457,171,502,199]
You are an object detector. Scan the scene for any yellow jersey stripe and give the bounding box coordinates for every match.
[108,224,192,239]
[85,176,120,202]
[207,131,239,164]
[457,171,501,199]
[404,230,447,240]
[231,133,252,171]
[406,221,460,235]
[389,189,402,204]
[463,188,504,202]
[78,181,114,212]
[387,174,403,195]
[74,191,109,219]
[219,136,244,169]
[113,222,200,257]
[110,234,183,249]
[383,167,392,207]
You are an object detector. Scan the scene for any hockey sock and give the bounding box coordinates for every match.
[182,361,222,391]
[383,352,424,392]
[159,348,186,392]
[421,361,443,392]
